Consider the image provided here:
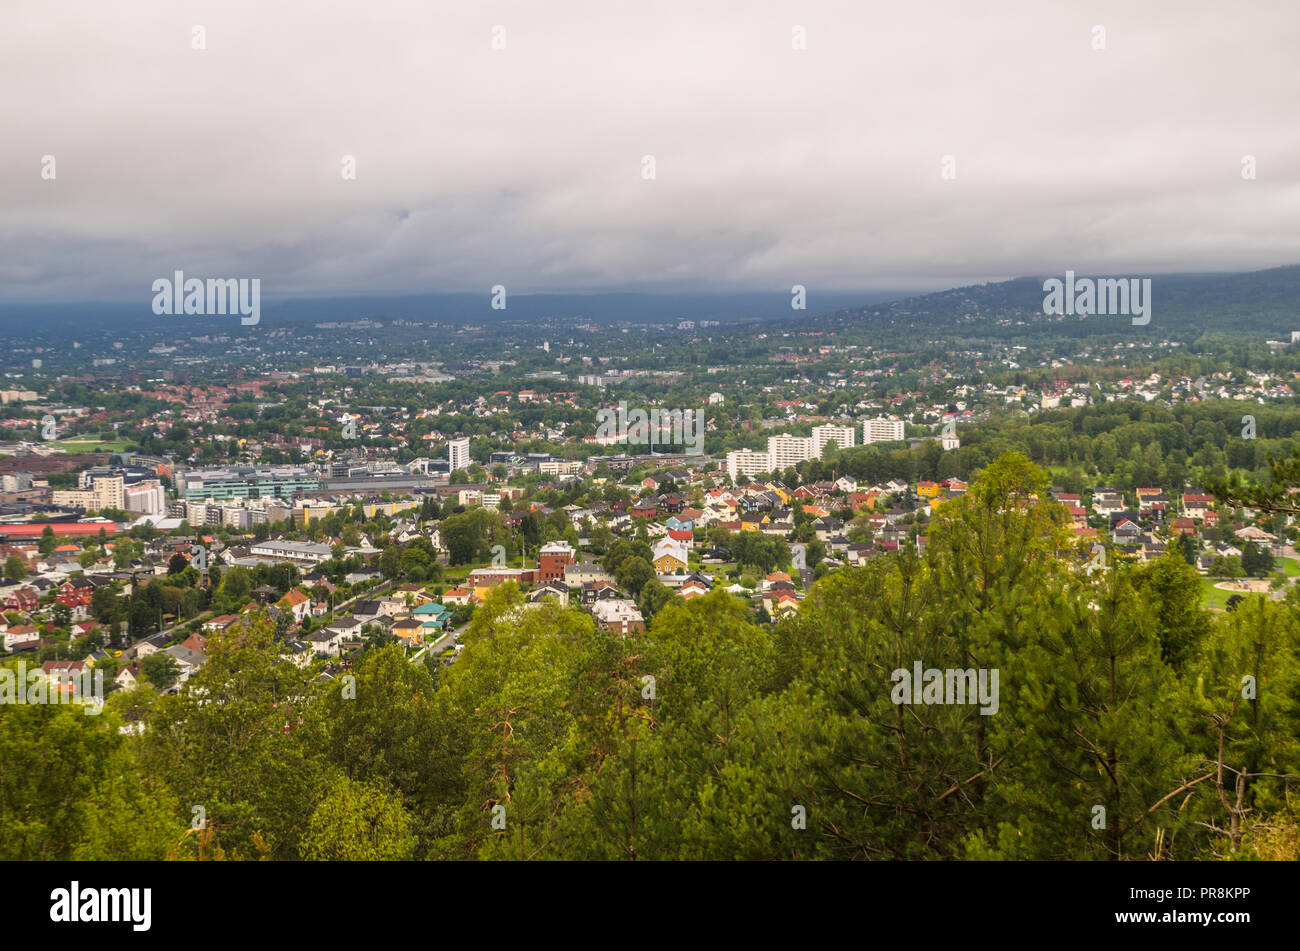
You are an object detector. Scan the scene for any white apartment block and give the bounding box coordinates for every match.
[767,434,815,470]
[811,423,856,453]
[124,481,166,516]
[862,417,905,444]
[448,437,471,472]
[726,449,773,482]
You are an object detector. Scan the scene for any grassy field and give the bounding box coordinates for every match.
[1200,576,1236,611]
[1199,558,1295,610]
[56,437,135,452]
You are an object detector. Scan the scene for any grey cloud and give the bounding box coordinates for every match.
[1,0,1297,302]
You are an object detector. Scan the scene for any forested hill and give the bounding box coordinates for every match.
[815,265,1300,340]
[1,266,1296,341]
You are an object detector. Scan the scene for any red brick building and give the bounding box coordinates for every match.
[537,541,576,584]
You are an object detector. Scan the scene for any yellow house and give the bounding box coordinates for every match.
[391,617,425,646]
[652,538,689,573]
[654,553,686,572]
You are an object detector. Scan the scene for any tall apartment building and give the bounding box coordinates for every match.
[726,448,773,482]
[94,474,124,509]
[766,434,815,471]
[448,437,471,472]
[728,428,852,482]
[811,423,856,453]
[862,417,905,444]
[124,481,166,516]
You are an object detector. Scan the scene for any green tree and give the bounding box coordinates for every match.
[140,653,181,691]
[299,778,416,860]
[139,616,329,859]
[311,645,456,855]
[615,556,655,598]
[1241,541,1275,578]
[218,566,252,608]
[637,577,675,620]
[3,556,26,582]
[0,662,186,859]
[1130,550,1212,670]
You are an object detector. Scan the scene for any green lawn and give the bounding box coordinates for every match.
[1200,577,1232,611]
[1200,573,1290,610]
[57,437,135,452]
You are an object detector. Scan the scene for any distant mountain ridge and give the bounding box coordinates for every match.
[0,290,905,336]
[815,265,1300,338]
[0,266,1297,339]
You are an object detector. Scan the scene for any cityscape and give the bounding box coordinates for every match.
[0,0,1294,934]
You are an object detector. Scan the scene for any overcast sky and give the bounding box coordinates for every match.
[2,0,1298,303]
